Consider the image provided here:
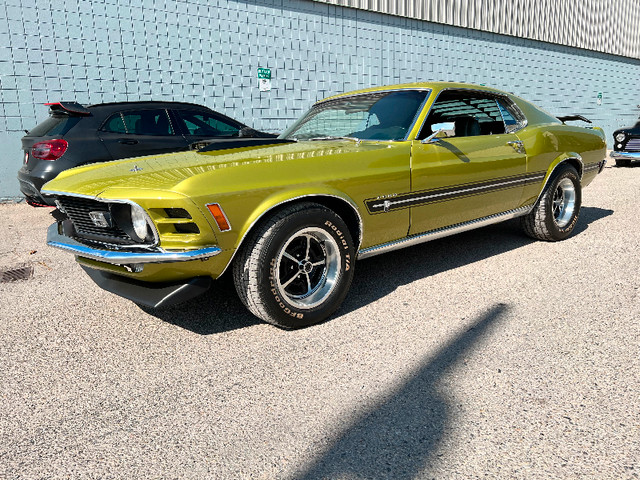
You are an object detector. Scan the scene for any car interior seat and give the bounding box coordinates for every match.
[454,117,481,137]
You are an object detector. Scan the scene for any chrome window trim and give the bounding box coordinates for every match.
[41,189,161,248]
[315,87,432,104]
[403,90,432,141]
[164,108,176,136]
[414,87,529,140]
[498,96,528,133]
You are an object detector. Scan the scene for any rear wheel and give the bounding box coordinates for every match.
[233,203,355,329]
[521,164,581,241]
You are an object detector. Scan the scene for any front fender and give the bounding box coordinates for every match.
[192,185,362,256]
[233,186,362,251]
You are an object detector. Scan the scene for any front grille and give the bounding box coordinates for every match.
[56,196,135,244]
[625,138,640,151]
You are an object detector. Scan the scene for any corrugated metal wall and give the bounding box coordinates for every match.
[312,0,640,59]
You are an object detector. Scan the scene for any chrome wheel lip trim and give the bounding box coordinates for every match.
[275,227,340,310]
[552,178,576,228]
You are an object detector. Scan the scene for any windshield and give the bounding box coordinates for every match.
[280,89,430,141]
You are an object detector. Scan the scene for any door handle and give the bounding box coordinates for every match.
[507,140,525,154]
[118,139,138,145]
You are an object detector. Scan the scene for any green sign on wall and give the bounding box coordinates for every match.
[258,67,272,92]
[257,68,271,79]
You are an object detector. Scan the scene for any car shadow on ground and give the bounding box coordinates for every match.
[292,303,509,479]
[138,274,262,335]
[340,206,613,317]
[144,206,613,334]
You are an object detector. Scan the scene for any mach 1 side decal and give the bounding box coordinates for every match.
[365,172,546,214]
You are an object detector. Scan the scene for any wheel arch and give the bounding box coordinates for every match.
[222,192,364,277]
[534,154,583,206]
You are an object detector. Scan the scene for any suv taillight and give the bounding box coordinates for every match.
[31,139,68,160]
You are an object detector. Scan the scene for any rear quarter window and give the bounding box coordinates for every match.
[176,110,241,137]
[101,110,174,135]
[28,115,82,136]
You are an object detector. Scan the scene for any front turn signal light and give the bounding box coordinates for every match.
[206,203,231,232]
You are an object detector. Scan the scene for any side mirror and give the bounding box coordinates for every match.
[421,122,455,144]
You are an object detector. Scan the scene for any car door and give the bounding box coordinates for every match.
[98,108,189,159]
[409,91,528,235]
[172,109,244,144]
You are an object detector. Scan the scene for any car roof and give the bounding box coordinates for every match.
[319,82,511,103]
[45,101,248,127]
[86,101,217,110]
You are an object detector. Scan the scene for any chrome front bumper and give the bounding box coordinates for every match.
[611,151,640,160]
[47,222,221,264]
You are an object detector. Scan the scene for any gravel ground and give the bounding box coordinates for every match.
[0,158,638,479]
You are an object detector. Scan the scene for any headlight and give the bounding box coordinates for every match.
[130,204,149,241]
[615,132,626,142]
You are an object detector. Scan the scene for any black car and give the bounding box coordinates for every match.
[18,101,275,206]
[611,119,640,167]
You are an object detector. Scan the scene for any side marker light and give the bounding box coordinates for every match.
[206,203,231,232]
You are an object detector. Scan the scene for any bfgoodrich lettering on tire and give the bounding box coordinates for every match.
[233,203,355,329]
[521,164,582,241]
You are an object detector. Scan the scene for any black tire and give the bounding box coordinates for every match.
[521,164,582,241]
[233,203,355,329]
[615,158,632,167]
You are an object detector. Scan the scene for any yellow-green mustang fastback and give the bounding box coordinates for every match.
[44,82,607,328]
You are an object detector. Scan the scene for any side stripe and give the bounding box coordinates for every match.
[364,172,545,214]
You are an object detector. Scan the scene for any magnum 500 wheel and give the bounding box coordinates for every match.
[521,164,582,241]
[233,203,355,328]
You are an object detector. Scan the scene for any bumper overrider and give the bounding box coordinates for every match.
[47,223,220,308]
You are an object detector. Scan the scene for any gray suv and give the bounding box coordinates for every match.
[18,101,275,206]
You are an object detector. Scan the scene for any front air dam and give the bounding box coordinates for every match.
[80,265,212,308]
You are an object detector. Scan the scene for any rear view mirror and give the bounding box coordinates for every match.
[421,122,455,143]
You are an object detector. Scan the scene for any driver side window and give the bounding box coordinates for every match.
[419,91,509,139]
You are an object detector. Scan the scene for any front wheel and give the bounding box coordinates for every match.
[521,164,582,241]
[233,203,355,329]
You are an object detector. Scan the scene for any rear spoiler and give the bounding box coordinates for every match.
[557,114,592,124]
[45,102,91,116]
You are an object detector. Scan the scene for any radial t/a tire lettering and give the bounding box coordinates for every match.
[233,203,355,329]
[521,164,582,241]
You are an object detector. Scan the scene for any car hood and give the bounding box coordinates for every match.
[42,140,396,199]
